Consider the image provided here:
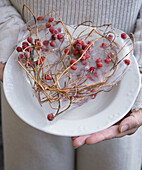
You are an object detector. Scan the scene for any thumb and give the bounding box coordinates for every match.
[119,109,142,133]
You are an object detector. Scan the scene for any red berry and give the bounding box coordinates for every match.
[27,47,33,52]
[82,44,87,49]
[108,52,114,58]
[101,42,107,48]
[51,34,57,40]
[88,41,92,44]
[54,30,58,34]
[96,58,102,63]
[71,65,77,70]
[45,74,52,80]
[76,40,84,45]
[27,37,33,44]
[104,58,111,64]
[19,54,23,59]
[70,59,77,65]
[121,33,127,39]
[73,43,77,48]
[89,67,95,72]
[86,54,90,59]
[64,49,70,54]
[108,34,113,39]
[16,46,22,52]
[58,27,62,32]
[57,34,64,39]
[36,59,42,65]
[46,22,51,28]
[22,44,28,50]
[50,41,56,47]
[37,41,42,46]
[80,50,85,55]
[80,40,84,45]
[24,52,30,59]
[48,17,54,22]
[80,55,86,61]
[124,59,130,65]
[41,56,45,61]
[97,62,103,68]
[74,49,79,55]
[77,40,82,44]
[75,44,82,50]
[94,72,98,76]
[22,41,29,46]
[37,16,44,21]
[47,113,54,121]
[49,27,55,34]
[43,40,49,46]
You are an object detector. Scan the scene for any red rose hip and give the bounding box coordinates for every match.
[64,49,70,54]
[121,33,127,39]
[16,46,22,52]
[47,113,54,121]
[70,59,77,65]
[27,37,33,44]
[104,58,111,64]
[50,41,56,47]
[46,22,51,28]
[57,34,64,40]
[71,65,77,70]
[49,26,55,34]
[43,40,49,46]
[48,17,54,22]
[73,49,79,55]
[37,16,44,21]
[97,62,103,68]
[45,74,52,80]
[101,42,107,48]
[96,58,102,63]
[124,59,130,65]
[89,67,95,72]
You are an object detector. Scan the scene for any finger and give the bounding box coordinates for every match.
[72,135,91,149]
[116,127,138,138]
[85,125,119,145]
[119,111,142,133]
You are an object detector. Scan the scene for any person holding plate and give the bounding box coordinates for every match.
[0,0,142,170]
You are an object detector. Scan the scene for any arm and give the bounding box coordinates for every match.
[0,2,24,81]
[72,6,142,149]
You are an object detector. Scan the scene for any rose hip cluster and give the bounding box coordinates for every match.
[64,40,113,75]
[45,17,64,47]
[16,17,65,69]
[17,14,131,121]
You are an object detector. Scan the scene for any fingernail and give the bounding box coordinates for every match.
[120,125,128,133]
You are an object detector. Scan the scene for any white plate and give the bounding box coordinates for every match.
[3,26,141,136]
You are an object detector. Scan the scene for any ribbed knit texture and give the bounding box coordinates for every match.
[0,0,10,6]
[4,0,142,35]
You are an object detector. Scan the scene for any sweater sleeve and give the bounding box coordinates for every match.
[131,6,142,111]
[0,2,24,63]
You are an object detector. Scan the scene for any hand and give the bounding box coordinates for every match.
[0,62,6,82]
[72,109,142,149]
